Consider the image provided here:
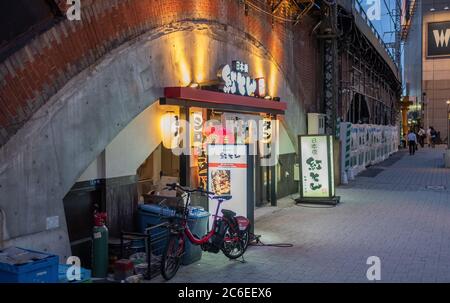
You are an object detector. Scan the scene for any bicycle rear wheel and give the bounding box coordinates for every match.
[161,233,184,280]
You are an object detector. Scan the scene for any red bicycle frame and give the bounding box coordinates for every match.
[181,195,226,245]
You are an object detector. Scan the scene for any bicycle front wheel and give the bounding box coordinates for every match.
[161,233,184,280]
[221,224,249,259]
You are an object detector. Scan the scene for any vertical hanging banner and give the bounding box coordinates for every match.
[207,144,248,226]
[297,135,340,205]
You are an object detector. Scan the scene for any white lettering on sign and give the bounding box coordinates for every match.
[218,61,263,97]
[300,136,332,198]
[433,29,450,48]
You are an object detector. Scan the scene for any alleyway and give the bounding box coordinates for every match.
[157,146,450,283]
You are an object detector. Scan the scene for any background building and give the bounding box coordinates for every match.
[404,0,450,138]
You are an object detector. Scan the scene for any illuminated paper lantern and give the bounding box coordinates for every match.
[161,112,180,149]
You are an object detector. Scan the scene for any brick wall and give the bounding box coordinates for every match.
[0,0,320,146]
[293,15,321,114]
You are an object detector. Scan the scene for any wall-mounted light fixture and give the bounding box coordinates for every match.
[188,81,200,88]
[255,77,266,97]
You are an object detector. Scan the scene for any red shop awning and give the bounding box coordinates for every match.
[161,87,286,115]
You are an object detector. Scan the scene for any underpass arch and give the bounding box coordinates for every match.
[0,22,303,257]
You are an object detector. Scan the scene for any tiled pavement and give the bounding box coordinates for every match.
[154,146,450,283]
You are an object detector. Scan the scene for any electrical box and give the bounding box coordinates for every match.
[294,163,300,181]
[307,113,326,135]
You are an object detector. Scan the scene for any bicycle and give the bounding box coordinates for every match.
[160,183,251,280]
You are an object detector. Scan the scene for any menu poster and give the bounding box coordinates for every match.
[207,144,248,226]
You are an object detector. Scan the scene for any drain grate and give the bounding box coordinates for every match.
[425,185,446,191]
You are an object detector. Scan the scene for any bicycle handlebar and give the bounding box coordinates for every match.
[165,183,214,196]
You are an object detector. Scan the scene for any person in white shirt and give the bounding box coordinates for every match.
[426,127,432,147]
[407,130,417,155]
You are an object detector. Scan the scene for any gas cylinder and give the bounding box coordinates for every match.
[92,210,108,278]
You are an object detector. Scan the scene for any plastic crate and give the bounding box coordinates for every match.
[0,247,58,283]
[137,204,174,255]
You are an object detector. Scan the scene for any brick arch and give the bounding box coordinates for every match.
[0,17,303,257]
[0,0,292,147]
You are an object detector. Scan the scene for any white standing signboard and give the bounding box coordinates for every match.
[299,135,336,200]
[207,144,247,226]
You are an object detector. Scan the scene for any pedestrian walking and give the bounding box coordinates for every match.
[418,126,426,148]
[427,126,432,147]
[430,127,437,148]
[407,130,417,155]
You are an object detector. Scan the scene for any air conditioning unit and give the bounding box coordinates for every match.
[307,113,326,135]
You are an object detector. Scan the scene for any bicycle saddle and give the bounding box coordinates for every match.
[213,195,232,201]
[221,209,236,218]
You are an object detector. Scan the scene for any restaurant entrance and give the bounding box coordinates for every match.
[161,86,286,219]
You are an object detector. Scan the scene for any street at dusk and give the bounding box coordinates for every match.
[1,1,450,296]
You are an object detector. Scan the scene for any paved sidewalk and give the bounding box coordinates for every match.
[154,146,450,283]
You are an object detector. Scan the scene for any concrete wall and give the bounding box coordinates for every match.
[0,22,305,258]
[104,102,163,179]
[77,152,105,182]
[279,122,296,155]
[77,97,164,182]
